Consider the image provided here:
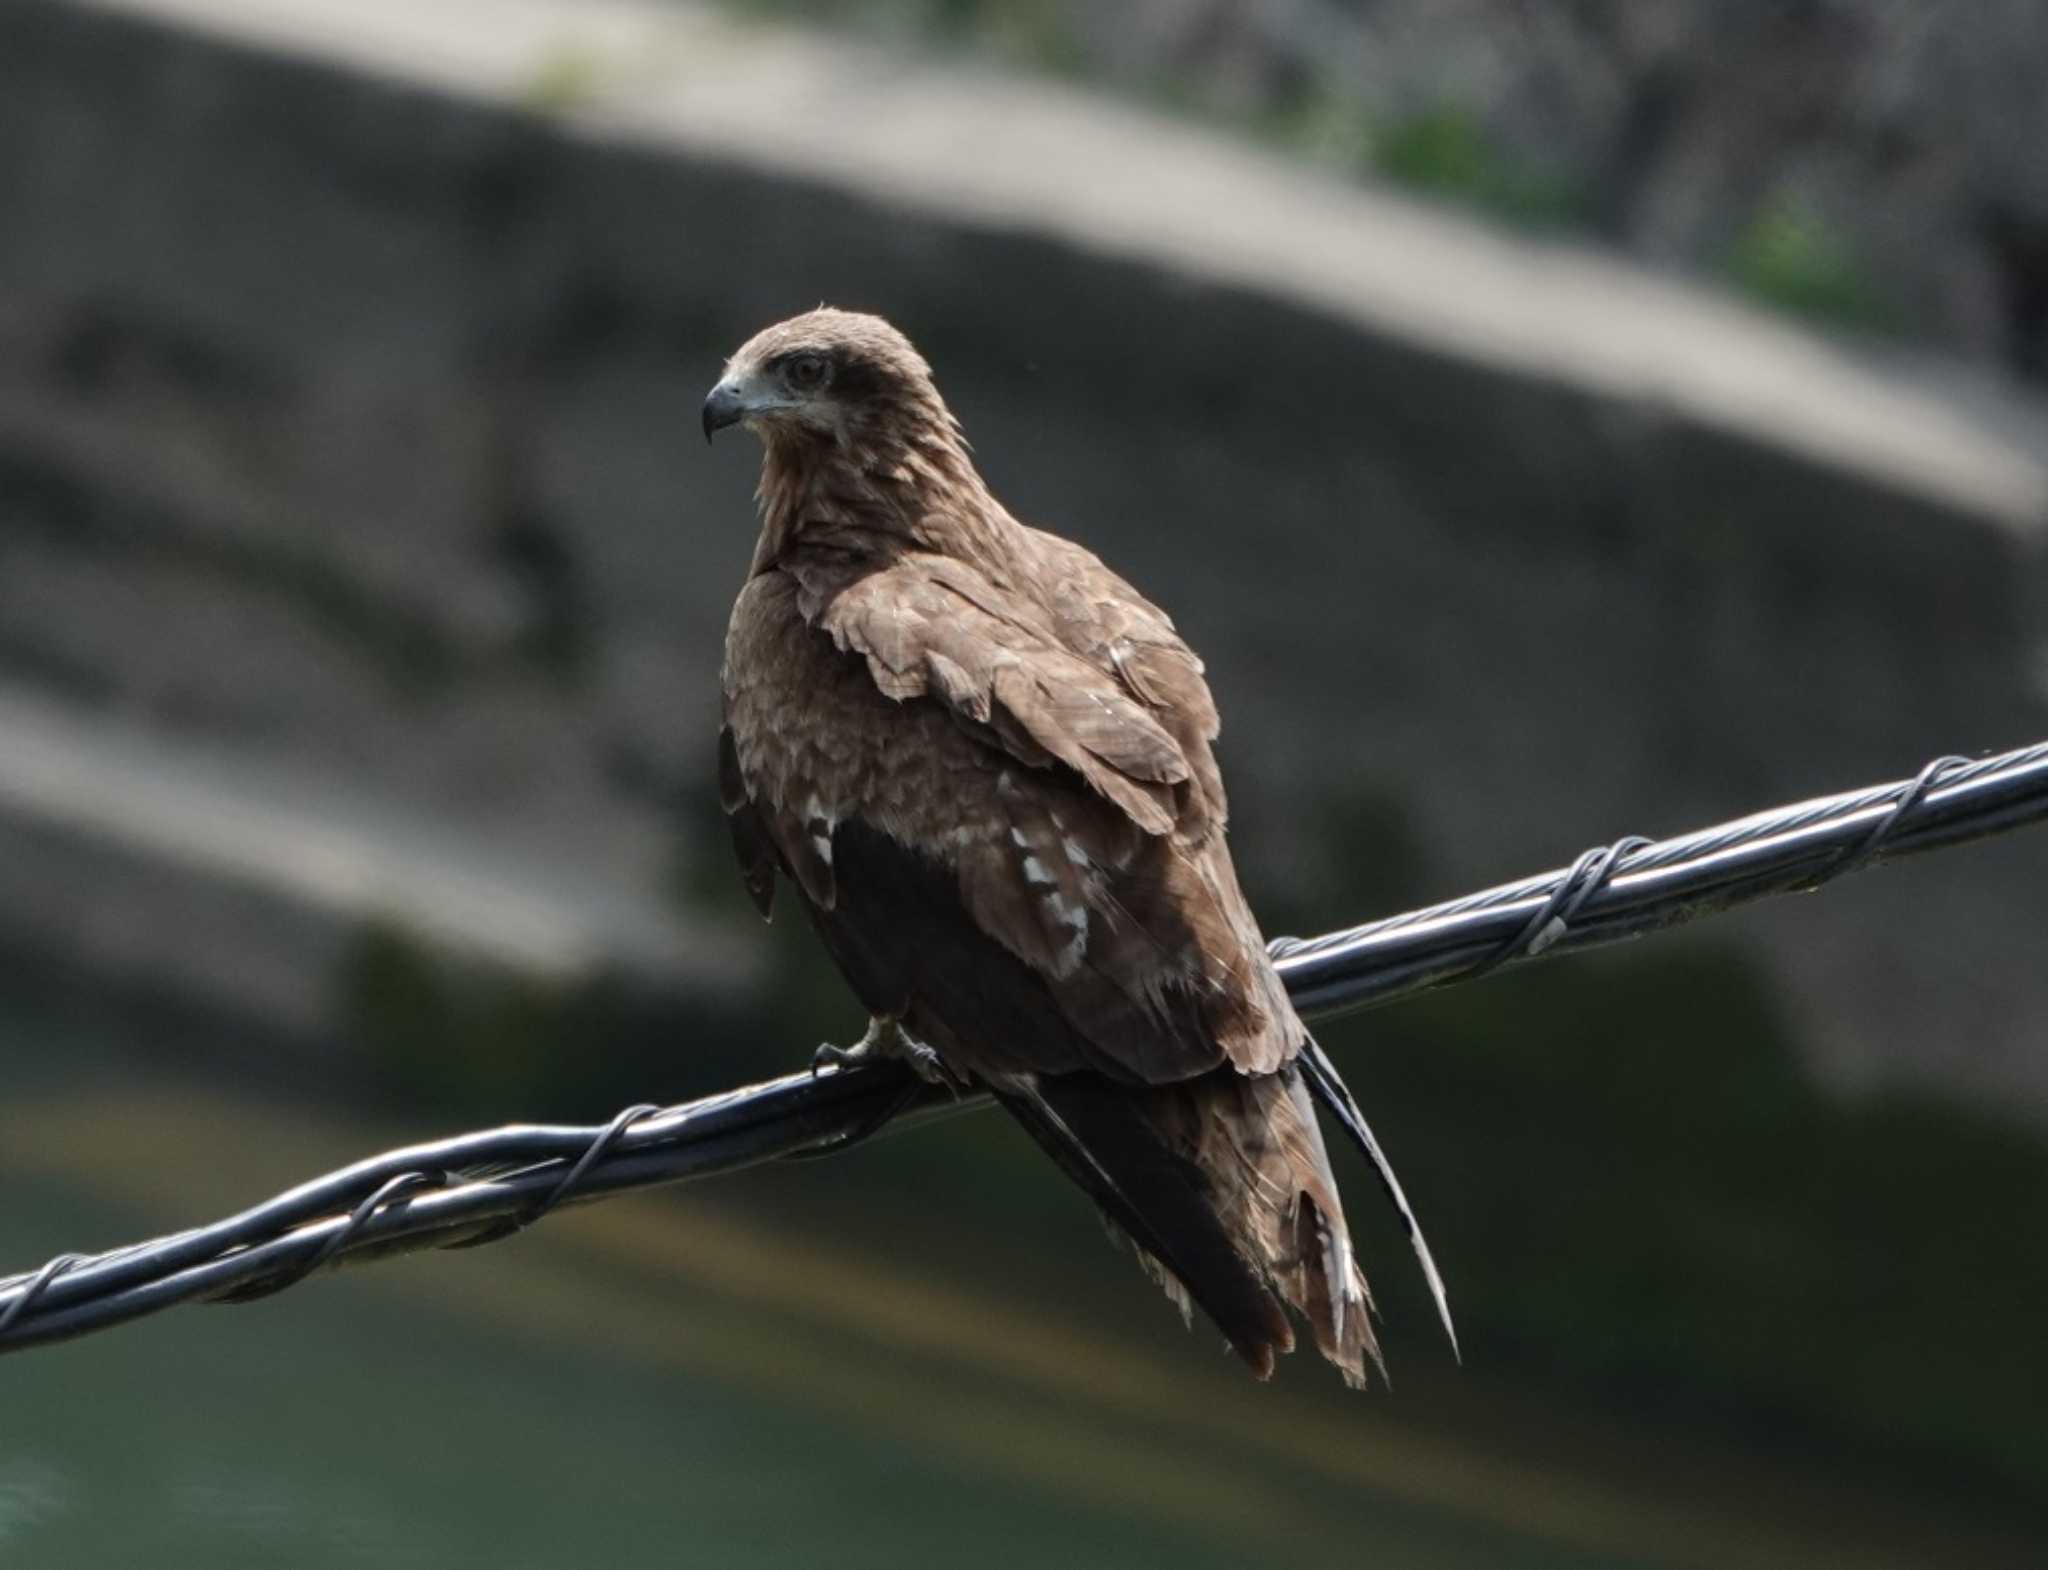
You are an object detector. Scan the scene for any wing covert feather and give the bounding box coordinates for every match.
[802,554,1192,837]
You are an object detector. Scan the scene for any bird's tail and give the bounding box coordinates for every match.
[999,1064,1381,1386]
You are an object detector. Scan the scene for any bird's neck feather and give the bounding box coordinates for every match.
[751,399,1016,573]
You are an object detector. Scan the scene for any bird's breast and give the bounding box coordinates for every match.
[722,571,1003,860]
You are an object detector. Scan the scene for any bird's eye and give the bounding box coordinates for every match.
[784,353,829,392]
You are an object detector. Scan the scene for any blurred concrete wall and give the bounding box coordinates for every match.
[3,0,2047,1105]
[889,0,2048,380]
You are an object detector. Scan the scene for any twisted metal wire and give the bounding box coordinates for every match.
[1265,746,2034,1016]
[4,737,2046,1355]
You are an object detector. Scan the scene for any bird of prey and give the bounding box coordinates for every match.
[704,309,1449,1384]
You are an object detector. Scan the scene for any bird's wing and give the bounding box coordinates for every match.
[718,721,778,920]
[786,546,1298,1080]
[801,548,1194,837]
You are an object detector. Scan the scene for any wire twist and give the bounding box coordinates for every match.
[1795,754,1968,890]
[218,1171,449,1302]
[0,1255,86,1338]
[445,1103,664,1248]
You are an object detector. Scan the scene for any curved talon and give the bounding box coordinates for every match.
[901,1039,961,1094]
[811,1040,870,1076]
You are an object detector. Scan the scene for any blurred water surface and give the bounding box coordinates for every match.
[0,1068,1600,1567]
[5,985,2043,1570]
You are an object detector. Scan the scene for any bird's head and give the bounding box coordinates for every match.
[702,308,939,447]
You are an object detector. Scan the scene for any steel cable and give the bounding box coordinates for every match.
[4,737,2045,1355]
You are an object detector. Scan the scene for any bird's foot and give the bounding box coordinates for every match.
[897,1036,967,1095]
[811,1041,877,1077]
[811,1016,966,1095]
[811,1014,902,1077]
[810,1040,869,1075]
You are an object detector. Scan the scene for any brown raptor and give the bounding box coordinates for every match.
[706,308,1449,1383]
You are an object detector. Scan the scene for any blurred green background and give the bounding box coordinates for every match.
[3,1,2047,1566]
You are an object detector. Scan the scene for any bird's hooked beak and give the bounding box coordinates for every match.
[702,378,747,444]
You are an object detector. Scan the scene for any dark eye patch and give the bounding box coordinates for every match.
[825,355,887,401]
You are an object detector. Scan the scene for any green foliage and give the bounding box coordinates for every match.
[335,921,750,1122]
[338,922,569,1117]
[939,0,1084,74]
[521,44,604,115]
[1728,197,1893,330]
[725,0,1082,72]
[1367,105,1584,228]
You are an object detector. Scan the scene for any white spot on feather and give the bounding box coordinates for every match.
[1046,892,1089,974]
[799,792,837,867]
[1316,1211,1351,1344]
[1131,1241,1192,1327]
[1021,855,1053,886]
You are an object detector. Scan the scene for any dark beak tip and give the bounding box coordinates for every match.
[702,384,745,445]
